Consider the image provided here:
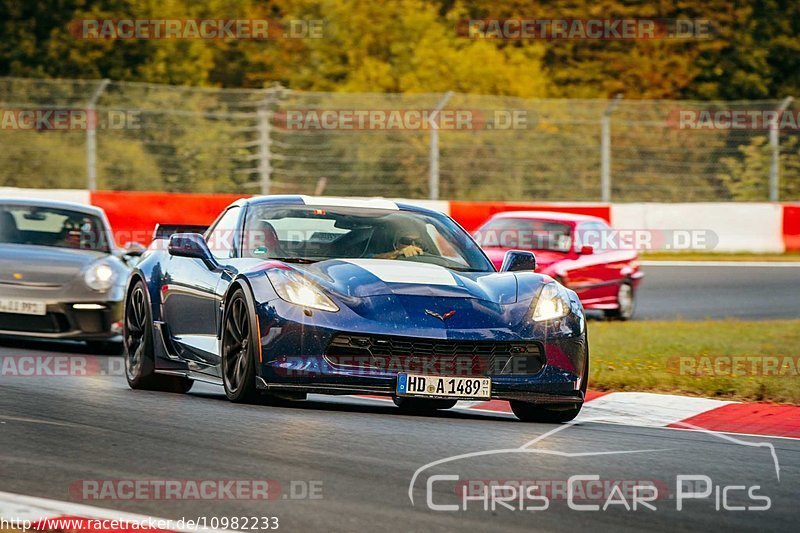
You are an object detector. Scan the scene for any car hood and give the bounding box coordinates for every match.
[483,247,568,272]
[300,258,523,304]
[0,243,107,286]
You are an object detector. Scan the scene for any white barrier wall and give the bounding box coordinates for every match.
[0,187,90,205]
[611,203,785,253]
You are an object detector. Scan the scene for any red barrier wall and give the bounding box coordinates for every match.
[91,190,246,245]
[783,204,800,252]
[88,190,796,252]
[449,201,611,232]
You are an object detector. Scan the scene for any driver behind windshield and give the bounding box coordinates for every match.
[373,228,426,259]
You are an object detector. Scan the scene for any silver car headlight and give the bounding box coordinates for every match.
[84,261,116,292]
[267,270,339,312]
[532,282,571,322]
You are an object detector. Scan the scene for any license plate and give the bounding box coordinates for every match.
[397,373,491,400]
[0,299,46,316]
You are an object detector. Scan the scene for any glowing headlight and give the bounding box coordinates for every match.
[532,282,571,322]
[267,270,339,312]
[84,261,115,292]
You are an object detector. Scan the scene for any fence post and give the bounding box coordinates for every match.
[86,79,110,191]
[769,96,793,202]
[257,106,272,195]
[257,85,282,196]
[429,91,454,200]
[600,94,622,203]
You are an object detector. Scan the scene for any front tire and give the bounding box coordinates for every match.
[221,288,259,403]
[510,401,581,423]
[605,282,635,321]
[124,280,193,393]
[393,396,458,413]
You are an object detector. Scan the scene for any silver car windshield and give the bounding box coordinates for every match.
[0,205,110,253]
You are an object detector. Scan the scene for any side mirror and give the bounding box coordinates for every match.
[122,241,146,257]
[168,233,218,269]
[579,245,594,255]
[499,250,537,272]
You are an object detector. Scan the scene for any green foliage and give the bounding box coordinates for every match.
[4,0,797,100]
[717,134,800,200]
[1,0,800,198]
[0,128,161,190]
[0,131,87,189]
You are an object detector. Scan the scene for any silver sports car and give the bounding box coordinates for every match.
[0,198,139,350]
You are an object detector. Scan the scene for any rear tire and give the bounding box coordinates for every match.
[221,289,259,403]
[124,280,193,393]
[605,282,635,321]
[393,396,458,413]
[510,401,581,423]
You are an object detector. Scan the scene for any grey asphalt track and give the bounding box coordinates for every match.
[633,263,800,320]
[0,338,798,532]
[1,264,799,532]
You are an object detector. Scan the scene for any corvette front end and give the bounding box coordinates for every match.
[252,263,588,406]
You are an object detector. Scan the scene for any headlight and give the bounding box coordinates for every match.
[84,261,116,292]
[267,270,339,312]
[532,282,571,322]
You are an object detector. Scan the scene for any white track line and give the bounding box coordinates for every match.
[0,491,225,532]
[577,392,734,427]
[641,260,800,267]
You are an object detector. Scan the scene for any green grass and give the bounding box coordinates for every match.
[640,252,800,262]
[588,320,800,404]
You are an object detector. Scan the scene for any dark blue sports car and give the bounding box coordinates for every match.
[124,196,589,422]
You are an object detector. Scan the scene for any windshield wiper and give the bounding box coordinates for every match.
[448,266,486,273]
[269,257,319,264]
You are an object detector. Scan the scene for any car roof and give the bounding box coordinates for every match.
[0,197,106,217]
[487,210,607,224]
[238,195,436,215]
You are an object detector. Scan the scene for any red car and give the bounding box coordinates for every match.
[474,211,644,319]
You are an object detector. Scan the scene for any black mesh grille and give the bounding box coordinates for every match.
[0,312,69,333]
[326,334,545,376]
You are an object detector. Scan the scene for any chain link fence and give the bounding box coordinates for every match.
[1,76,798,201]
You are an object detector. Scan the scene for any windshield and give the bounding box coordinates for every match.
[474,217,573,253]
[0,205,111,253]
[240,205,494,272]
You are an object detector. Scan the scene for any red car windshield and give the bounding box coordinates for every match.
[474,218,573,252]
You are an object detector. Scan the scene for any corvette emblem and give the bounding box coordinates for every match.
[425,309,456,321]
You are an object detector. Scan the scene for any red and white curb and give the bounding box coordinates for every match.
[352,391,800,439]
[0,491,224,532]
